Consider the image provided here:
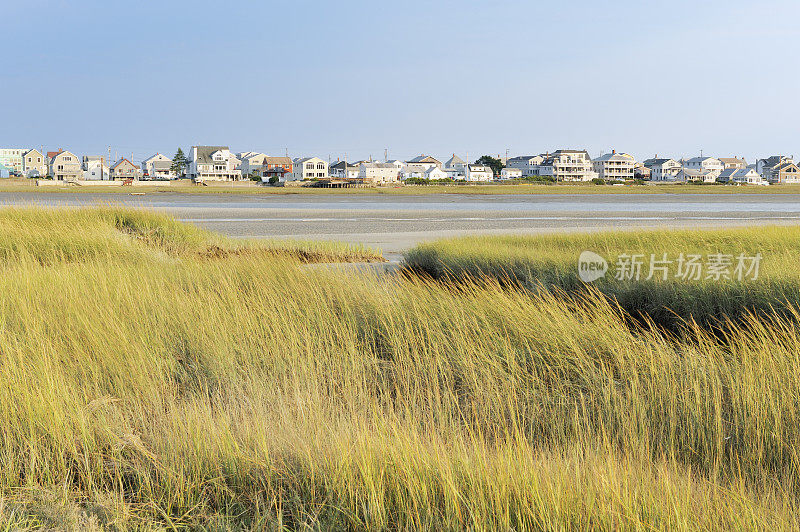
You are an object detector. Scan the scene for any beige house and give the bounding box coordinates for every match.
[719,157,747,170]
[239,152,268,178]
[22,149,47,178]
[110,158,141,180]
[358,162,401,183]
[47,149,81,181]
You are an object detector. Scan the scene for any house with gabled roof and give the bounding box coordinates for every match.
[186,146,242,181]
[329,160,359,179]
[22,149,46,178]
[47,149,81,181]
[443,154,466,178]
[141,153,174,179]
[684,156,724,179]
[592,151,636,181]
[643,158,681,181]
[465,164,493,182]
[538,150,597,181]
[719,157,747,170]
[291,157,327,181]
[506,155,545,177]
[110,158,141,180]
[718,168,766,185]
[405,154,442,172]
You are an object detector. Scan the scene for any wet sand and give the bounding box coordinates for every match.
[2,191,800,260]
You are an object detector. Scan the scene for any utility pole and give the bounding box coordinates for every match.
[384,148,388,162]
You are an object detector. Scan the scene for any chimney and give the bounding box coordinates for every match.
[612,149,616,155]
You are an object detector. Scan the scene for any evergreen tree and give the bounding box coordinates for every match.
[170,148,187,177]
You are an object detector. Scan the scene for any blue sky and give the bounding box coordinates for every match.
[2,0,799,163]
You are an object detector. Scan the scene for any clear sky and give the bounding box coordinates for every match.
[3,0,799,164]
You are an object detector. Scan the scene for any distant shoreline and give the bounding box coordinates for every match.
[2,179,800,195]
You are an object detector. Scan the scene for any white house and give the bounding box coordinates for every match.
[500,167,522,179]
[405,154,442,173]
[424,166,448,180]
[684,157,724,179]
[465,164,493,182]
[674,168,717,183]
[538,150,597,181]
[643,158,682,181]
[592,151,636,181]
[291,157,328,181]
[329,160,360,179]
[239,152,268,178]
[444,154,466,179]
[83,161,111,180]
[506,155,544,177]
[141,153,174,179]
[359,162,401,183]
[186,146,242,181]
[717,168,767,185]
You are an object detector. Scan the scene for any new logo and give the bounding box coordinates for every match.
[578,251,608,283]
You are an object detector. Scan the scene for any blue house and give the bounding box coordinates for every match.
[0,164,10,179]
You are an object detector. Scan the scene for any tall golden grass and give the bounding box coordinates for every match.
[1,208,799,528]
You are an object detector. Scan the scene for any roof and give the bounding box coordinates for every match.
[406,154,441,164]
[719,168,758,178]
[719,157,746,165]
[643,158,678,167]
[330,160,358,170]
[294,157,325,164]
[685,156,720,164]
[192,146,229,164]
[553,149,590,156]
[593,152,635,162]
[759,155,790,168]
[467,164,492,172]
[47,150,62,159]
[507,155,542,163]
[111,158,140,170]
[264,156,291,165]
[142,153,170,164]
[445,154,465,166]
[363,162,400,169]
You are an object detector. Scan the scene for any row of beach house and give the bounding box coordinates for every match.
[0,146,798,185]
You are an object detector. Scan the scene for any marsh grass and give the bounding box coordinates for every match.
[404,227,800,330]
[2,209,800,528]
[0,207,383,266]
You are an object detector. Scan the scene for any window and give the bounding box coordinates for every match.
[317,163,324,169]
[306,163,313,169]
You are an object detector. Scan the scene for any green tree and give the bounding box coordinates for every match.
[475,155,504,177]
[170,148,187,178]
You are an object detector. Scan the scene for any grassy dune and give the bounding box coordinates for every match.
[2,209,800,528]
[404,227,800,330]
